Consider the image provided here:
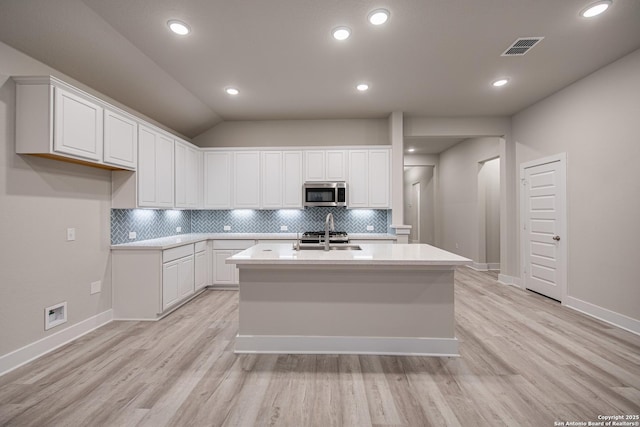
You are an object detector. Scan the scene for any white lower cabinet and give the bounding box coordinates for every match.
[194,241,209,291]
[113,242,203,320]
[211,240,255,287]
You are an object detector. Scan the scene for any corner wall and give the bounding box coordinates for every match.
[512,48,640,322]
[0,42,113,360]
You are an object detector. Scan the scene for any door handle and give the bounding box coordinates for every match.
[553,235,561,241]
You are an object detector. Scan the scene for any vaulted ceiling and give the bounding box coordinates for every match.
[1,0,639,138]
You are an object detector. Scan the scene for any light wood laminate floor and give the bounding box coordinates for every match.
[1,268,639,426]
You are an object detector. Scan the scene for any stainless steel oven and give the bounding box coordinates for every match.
[303,182,347,207]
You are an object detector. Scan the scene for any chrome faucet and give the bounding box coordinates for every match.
[324,213,335,251]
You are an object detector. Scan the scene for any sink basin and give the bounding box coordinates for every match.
[295,244,362,251]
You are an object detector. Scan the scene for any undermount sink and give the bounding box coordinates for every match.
[295,244,362,251]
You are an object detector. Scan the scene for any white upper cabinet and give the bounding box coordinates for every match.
[261,151,303,209]
[348,150,369,208]
[347,148,390,209]
[54,87,103,161]
[138,126,174,208]
[368,149,391,208]
[234,151,261,208]
[175,140,200,209]
[103,108,137,170]
[282,151,303,208]
[203,151,232,209]
[261,151,283,209]
[304,150,346,182]
[14,76,136,171]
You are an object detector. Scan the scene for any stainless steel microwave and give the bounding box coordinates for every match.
[303,182,347,207]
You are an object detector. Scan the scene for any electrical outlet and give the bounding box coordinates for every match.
[90,280,101,295]
[280,225,288,231]
[366,225,374,231]
[66,228,76,241]
[224,225,231,231]
[129,231,137,240]
[455,243,459,249]
[176,226,182,233]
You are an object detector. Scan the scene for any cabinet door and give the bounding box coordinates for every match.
[162,261,179,311]
[195,250,208,290]
[176,142,200,209]
[348,150,369,208]
[186,147,200,208]
[305,151,325,181]
[138,126,158,206]
[204,152,232,209]
[103,109,137,169]
[234,151,261,208]
[213,250,235,284]
[261,151,282,209]
[177,255,194,299]
[54,87,103,161]
[155,134,174,208]
[326,150,346,181]
[283,151,303,208]
[368,149,390,208]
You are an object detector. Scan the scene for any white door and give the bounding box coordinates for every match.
[204,152,232,209]
[348,150,368,208]
[234,151,261,208]
[521,155,566,301]
[155,134,174,208]
[326,150,346,181]
[368,149,390,208]
[305,151,325,181]
[54,87,103,161]
[162,261,179,311]
[261,151,283,209]
[177,255,195,299]
[103,109,137,169]
[282,151,303,208]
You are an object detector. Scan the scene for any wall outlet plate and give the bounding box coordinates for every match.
[90,281,101,295]
[176,226,182,233]
[223,225,231,231]
[44,302,67,330]
[129,231,137,240]
[280,225,288,231]
[67,228,76,241]
[366,225,374,231]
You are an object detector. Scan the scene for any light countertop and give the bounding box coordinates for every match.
[111,233,397,250]
[227,243,471,267]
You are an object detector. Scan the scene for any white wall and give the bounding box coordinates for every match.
[193,118,389,147]
[437,137,500,262]
[512,48,640,321]
[0,42,113,357]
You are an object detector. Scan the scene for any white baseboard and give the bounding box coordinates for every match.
[498,273,523,288]
[469,262,501,271]
[0,309,113,377]
[564,296,640,336]
[235,335,459,357]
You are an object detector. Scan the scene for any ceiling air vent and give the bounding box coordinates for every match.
[501,37,544,56]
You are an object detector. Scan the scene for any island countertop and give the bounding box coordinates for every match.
[227,243,471,267]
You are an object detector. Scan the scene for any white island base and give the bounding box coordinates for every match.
[229,243,471,357]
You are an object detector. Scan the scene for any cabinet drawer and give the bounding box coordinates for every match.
[212,240,255,250]
[194,241,207,253]
[163,244,194,263]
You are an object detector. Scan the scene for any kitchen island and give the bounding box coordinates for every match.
[227,243,471,356]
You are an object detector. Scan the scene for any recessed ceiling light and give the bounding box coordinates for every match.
[408,148,415,153]
[167,20,190,35]
[492,78,509,87]
[356,83,369,91]
[580,0,612,18]
[332,27,351,41]
[368,9,390,25]
[225,87,239,95]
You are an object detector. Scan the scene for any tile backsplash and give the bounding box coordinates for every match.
[111,208,390,244]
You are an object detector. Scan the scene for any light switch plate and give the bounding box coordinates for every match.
[224,225,231,231]
[129,231,137,239]
[67,228,76,241]
[366,225,374,231]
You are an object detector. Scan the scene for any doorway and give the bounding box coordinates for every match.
[477,157,501,270]
[520,153,567,302]
[403,166,435,244]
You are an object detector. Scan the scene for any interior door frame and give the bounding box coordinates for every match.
[519,152,568,303]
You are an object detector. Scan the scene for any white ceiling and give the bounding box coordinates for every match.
[1,0,639,139]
